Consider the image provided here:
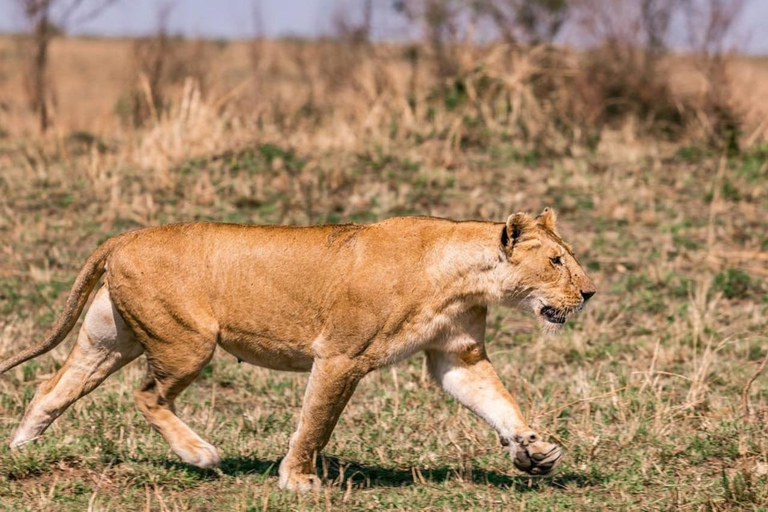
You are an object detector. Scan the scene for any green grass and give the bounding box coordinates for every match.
[0,142,767,510]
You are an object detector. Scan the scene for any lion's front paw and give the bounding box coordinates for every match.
[278,459,321,492]
[174,439,221,469]
[510,431,563,475]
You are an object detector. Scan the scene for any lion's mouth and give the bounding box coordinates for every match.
[540,305,567,324]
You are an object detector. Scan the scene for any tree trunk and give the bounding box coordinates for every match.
[28,0,52,133]
[33,22,51,132]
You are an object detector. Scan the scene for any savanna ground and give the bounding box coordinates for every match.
[0,35,767,510]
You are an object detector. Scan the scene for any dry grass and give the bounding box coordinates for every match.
[0,36,766,510]
[1,36,767,151]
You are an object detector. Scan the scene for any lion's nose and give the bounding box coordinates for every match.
[581,290,595,302]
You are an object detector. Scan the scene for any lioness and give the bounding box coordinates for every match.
[1,209,594,491]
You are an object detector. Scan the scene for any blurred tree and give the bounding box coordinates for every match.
[391,0,572,78]
[474,0,571,45]
[682,0,746,150]
[333,0,374,45]
[639,0,681,67]
[16,0,121,132]
[683,0,746,57]
[130,1,173,126]
[392,0,461,77]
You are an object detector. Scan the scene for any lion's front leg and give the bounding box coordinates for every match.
[426,338,562,475]
[279,355,365,492]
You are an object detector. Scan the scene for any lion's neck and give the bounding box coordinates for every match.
[427,223,519,308]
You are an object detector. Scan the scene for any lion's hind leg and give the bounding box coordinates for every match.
[10,286,143,448]
[133,337,220,469]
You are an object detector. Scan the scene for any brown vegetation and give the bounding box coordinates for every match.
[0,2,764,160]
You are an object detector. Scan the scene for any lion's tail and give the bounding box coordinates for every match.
[0,234,128,375]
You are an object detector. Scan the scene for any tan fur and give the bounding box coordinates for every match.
[1,211,595,491]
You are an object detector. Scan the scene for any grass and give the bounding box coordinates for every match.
[0,35,767,511]
[0,139,766,510]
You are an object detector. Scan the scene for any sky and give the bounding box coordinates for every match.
[0,0,410,40]
[0,0,766,53]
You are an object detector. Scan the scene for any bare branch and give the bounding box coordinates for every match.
[56,0,85,26]
[67,0,122,27]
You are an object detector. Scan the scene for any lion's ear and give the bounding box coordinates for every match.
[502,212,534,247]
[536,207,557,232]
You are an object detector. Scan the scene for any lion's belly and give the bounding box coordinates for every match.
[217,335,314,372]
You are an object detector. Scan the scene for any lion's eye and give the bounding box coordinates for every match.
[551,256,563,266]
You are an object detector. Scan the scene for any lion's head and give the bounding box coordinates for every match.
[499,208,595,330]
